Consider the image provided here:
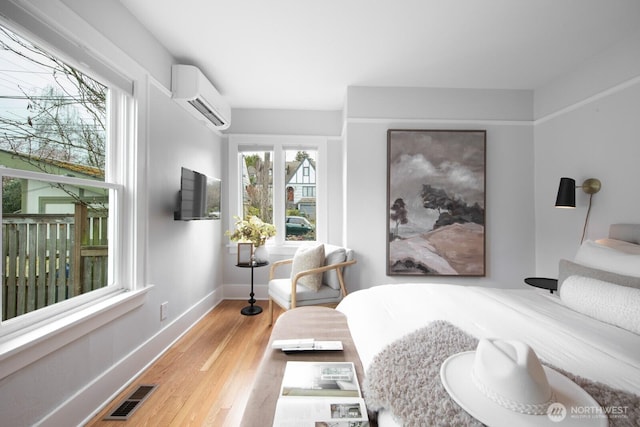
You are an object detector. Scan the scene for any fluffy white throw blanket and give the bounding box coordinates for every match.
[363,321,640,427]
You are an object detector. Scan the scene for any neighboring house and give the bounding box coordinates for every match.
[285,157,316,219]
[0,149,106,214]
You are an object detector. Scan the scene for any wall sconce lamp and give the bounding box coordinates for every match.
[555,177,602,242]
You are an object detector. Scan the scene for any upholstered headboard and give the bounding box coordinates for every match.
[608,224,640,245]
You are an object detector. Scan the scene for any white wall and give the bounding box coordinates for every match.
[534,28,640,277]
[147,83,224,326]
[0,2,225,425]
[227,108,343,136]
[343,87,536,289]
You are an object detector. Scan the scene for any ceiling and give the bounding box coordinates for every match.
[119,0,640,111]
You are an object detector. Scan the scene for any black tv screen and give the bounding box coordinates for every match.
[174,167,221,220]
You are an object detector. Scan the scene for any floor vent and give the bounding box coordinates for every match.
[104,384,158,421]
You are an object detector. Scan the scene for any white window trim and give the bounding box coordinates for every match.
[0,286,150,379]
[0,167,122,335]
[0,83,149,379]
[228,134,328,256]
[0,2,151,381]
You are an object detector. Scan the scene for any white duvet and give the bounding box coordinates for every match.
[336,283,640,425]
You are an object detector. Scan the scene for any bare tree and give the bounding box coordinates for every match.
[0,26,106,176]
[243,153,273,223]
[0,25,107,211]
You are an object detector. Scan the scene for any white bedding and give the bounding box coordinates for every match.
[336,283,640,425]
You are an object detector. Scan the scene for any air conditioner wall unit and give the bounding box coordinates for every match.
[171,64,231,130]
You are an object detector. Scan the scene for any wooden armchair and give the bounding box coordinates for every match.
[268,244,356,325]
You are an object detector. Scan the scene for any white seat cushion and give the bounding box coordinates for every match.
[269,278,341,309]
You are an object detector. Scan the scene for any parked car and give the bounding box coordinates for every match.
[285,216,314,235]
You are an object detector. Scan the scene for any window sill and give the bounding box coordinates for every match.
[0,285,153,380]
[226,242,311,258]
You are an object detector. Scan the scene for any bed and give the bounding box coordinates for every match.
[336,224,640,426]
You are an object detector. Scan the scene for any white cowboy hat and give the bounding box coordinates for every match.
[440,338,608,427]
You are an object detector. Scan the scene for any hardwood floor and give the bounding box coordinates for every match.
[86,300,284,427]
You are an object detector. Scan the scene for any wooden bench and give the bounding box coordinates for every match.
[240,306,371,426]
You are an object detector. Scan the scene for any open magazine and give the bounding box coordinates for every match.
[272,361,370,427]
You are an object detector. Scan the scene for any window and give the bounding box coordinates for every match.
[284,149,316,241]
[239,150,273,223]
[0,23,126,323]
[229,136,327,249]
[302,186,316,197]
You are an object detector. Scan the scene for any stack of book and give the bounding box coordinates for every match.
[272,361,369,426]
[272,338,344,353]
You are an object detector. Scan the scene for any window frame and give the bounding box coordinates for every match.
[0,170,120,324]
[228,135,327,255]
[0,10,149,380]
[302,186,316,197]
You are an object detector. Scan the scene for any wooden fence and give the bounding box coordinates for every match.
[2,204,108,320]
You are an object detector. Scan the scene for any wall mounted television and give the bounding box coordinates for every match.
[174,167,221,220]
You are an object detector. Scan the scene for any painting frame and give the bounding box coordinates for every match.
[237,242,254,266]
[387,129,486,277]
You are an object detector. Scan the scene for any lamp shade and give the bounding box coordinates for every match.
[555,177,576,207]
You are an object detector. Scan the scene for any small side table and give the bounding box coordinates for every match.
[236,261,269,315]
[524,277,558,294]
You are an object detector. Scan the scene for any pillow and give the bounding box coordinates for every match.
[595,238,640,255]
[558,259,640,292]
[291,244,325,291]
[561,275,640,335]
[323,245,347,290]
[608,224,640,245]
[574,240,640,278]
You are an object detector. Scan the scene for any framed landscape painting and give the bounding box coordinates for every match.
[387,129,486,276]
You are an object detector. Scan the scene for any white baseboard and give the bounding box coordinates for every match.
[38,288,224,427]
